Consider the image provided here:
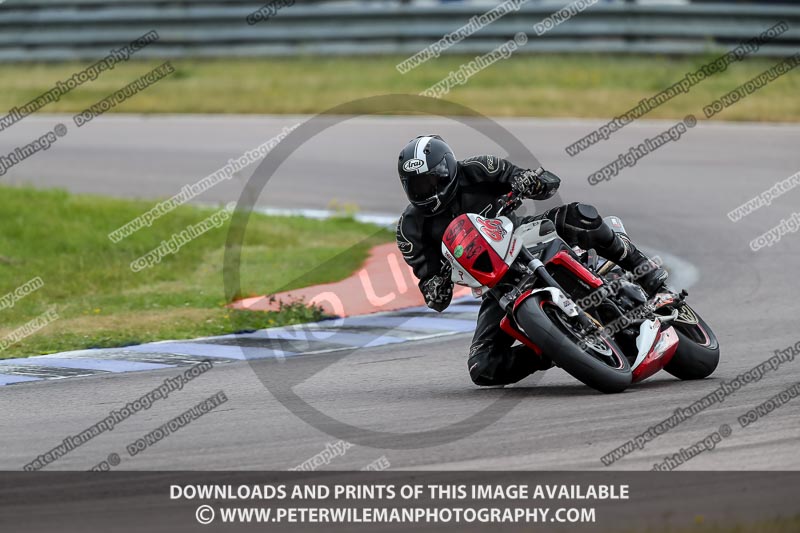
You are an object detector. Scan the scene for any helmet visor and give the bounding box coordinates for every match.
[404,160,451,202]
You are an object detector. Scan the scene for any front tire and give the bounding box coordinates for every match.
[515,294,632,394]
[664,303,720,380]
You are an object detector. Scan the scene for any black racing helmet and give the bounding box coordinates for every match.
[398,135,458,216]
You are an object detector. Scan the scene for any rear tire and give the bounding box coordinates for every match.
[515,294,632,394]
[664,304,720,380]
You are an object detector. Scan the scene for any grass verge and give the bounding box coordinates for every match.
[0,55,798,121]
[0,186,391,359]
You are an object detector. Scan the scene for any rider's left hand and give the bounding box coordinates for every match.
[420,263,453,312]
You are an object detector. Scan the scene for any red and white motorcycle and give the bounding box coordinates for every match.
[441,192,719,393]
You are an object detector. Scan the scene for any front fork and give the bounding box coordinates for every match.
[497,247,596,333]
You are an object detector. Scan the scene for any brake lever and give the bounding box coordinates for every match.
[495,192,520,217]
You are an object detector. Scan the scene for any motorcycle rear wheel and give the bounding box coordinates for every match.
[663,303,720,380]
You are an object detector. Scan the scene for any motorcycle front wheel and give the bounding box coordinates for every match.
[515,293,632,394]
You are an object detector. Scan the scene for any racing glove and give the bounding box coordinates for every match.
[420,263,453,312]
[510,167,561,200]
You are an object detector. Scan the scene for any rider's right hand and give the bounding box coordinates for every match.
[511,167,561,200]
[532,170,561,200]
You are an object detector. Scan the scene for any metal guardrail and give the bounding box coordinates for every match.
[0,1,798,62]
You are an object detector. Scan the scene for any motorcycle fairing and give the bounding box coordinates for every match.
[631,320,679,383]
[441,214,515,289]
[442,215,560,295]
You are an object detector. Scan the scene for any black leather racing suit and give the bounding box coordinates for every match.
[396,155,656,386]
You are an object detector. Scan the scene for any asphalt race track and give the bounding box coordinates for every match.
[1,114,799,473]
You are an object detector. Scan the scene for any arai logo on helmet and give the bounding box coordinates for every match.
[402,158,425,172]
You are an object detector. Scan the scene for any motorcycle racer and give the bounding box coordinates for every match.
[396,135,668,386]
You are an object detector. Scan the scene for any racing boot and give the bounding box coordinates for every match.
[599,232,669,297]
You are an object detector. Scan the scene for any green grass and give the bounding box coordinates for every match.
[1,55,798,121]
[0,186,391,358]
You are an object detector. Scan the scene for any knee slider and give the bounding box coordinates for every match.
[571,203,603,230]
[566,203,615,249]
